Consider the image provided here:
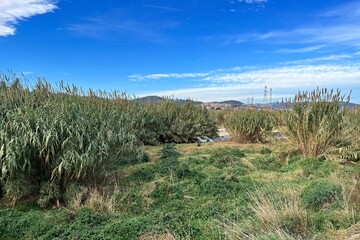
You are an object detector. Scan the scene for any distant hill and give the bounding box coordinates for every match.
[133,96,202,105]
[219,100,244,107]
[253,101,359,110]
[133,96,358,109]
[348,102,360,109]
[133,96,245,107]
[133,96,166,103]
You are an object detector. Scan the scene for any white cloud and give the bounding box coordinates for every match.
[0,0,57,36]
[135,64,360,102]
[285,54,354,65]
[129,72,211,81]
[221,2,360,47]
[224,24,360,46]
[276,45,326,53]
[238,0,267,3]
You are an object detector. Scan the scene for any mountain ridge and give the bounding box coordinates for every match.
[133,96,359,109]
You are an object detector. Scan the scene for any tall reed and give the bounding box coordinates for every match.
[284,88,349,157]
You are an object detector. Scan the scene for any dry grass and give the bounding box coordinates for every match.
[223,188,308,239]
[251,189,308,233]
[65,187,117,212]
[85,188,116,212]
[328,223,360,240]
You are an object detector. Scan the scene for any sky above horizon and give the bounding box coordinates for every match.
[0,0,360,103]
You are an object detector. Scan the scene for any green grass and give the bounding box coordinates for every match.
[1,142,359,240]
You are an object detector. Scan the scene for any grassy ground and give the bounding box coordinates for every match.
[0,140,359,240]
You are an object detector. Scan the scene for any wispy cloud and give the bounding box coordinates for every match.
[142,4,182,12]
[129,66,259,81]
[0,0,57,36]
[221,2,360,47]
[230,0,267,4]
[130,72,210,81]
[223,25,360,46]
[68,12,178,43]
[237,0,268,3]
[276,45,326,53]
[134,63,360,102]
[320,1,360,19]
[285,54,354,65]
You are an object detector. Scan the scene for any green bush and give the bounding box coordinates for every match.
[301,180,343,211]
[3,176,34,205]
[285,88,349,156]
[160,143,180,159]
[37,182,62,208]
[0,75,217,207]
[209,110,229,126]
[150,101,218,143]
[338,108,360,161]
[224,109,274,143]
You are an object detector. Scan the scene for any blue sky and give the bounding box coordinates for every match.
[0,0,360,103]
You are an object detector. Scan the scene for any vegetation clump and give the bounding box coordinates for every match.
[301,180,343,211]
[224,109,274,143]
[1,77,359,240]
[0,76,217,206]
[285,88,349,157]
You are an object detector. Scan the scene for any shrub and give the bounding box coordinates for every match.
[224,109,274,143]
[37,182,61,208]
[160,143,180,159]
[338,108,360,161]
[301,180,343,211]
[63,184,88,209]
[3,176,34,205]
[209,110,229,126]
[0,75,217,207]
[285,88,349,156]
[150,101,218,143]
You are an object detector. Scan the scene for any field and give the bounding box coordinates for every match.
[1,141,359,239]
[0,79,360,239]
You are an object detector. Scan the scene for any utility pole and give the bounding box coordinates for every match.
[263,85,268,105]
